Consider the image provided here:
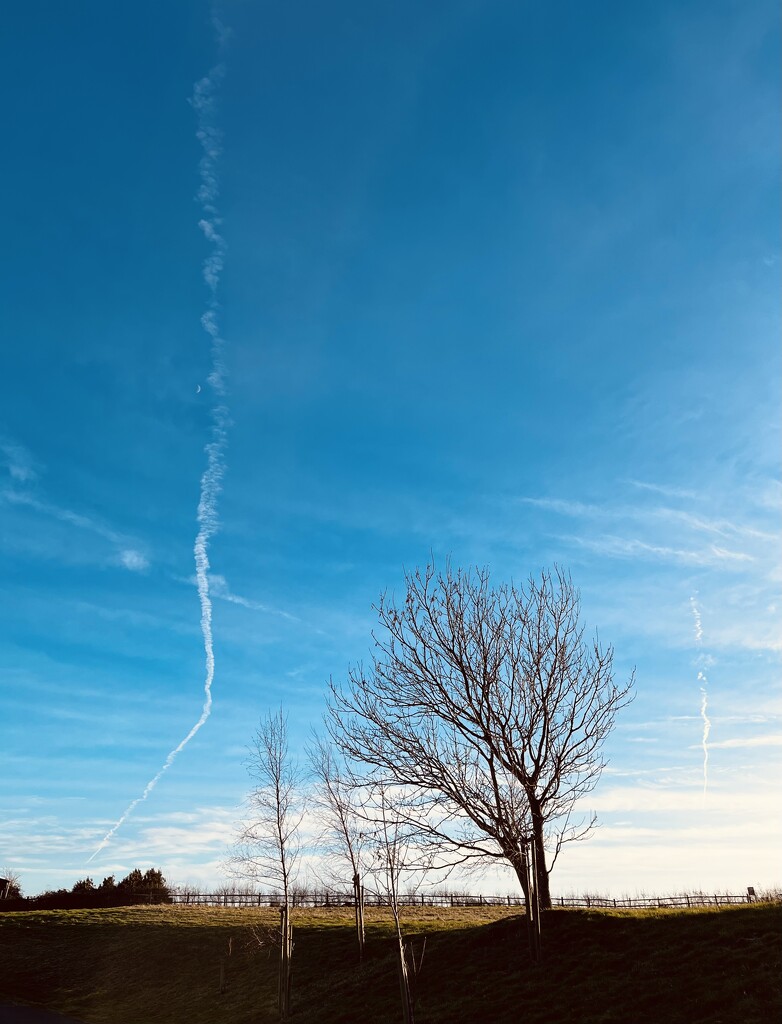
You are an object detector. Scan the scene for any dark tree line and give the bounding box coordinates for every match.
[2,868,171,910]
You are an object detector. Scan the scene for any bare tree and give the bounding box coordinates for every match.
[364,782,431,1024]
[0,866,22,899]
[327,563,634,910]
[232,708,304,1019]
[307,735,369,960]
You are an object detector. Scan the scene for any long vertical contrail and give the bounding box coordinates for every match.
[689,595,711,798]
[89,17,230,862]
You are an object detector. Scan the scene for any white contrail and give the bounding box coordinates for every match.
[89,18,230,862]
[690,595,711,798]
[697,670,711,796]
[689,595,703,645]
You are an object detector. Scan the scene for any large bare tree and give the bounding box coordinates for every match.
[327,564,633,909]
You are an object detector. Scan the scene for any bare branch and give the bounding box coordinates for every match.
[231,708,305,906]
[327,562,634,908]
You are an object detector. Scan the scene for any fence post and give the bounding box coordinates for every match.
[165,885,755,915]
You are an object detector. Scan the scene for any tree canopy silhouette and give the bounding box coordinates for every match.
[327,563,634,908]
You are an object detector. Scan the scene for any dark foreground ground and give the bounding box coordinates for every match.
[0,902,779,1023]
[0,1007,85,1024]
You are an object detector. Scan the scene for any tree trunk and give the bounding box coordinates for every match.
[528,801,552,910]
[508,842,541,963]
[396,929,415,1024]
[509,847,529,902]
[353,872,365,962]
[278,904,293,1020]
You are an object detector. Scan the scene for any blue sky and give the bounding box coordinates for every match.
[1,0,779,897]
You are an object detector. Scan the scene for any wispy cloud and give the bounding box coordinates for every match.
[567,534,754,568]
[703,734,782,750]
[172,571,299,622]
[208,574,299,621]
[118,549,149,573]
[512,482,781,666]
[628,479,699,500]
[521,494,764,567]
[3,489,118,542]
[2,488,149,573]
[0,436,39,482]
[521,487,778,538]
[582,781,780,816]
[5,806,238,890]
[652,507,777,542]
[519,496,601,518]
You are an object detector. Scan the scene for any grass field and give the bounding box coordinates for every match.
[1,902,779,1023]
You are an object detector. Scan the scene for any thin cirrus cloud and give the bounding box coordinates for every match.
[701,734,782,750]
[583,781,780,816]
[208,573,299,621]
[566,534,753,568]
[0,437,39,482]
[512,488,779,667]
[628,480,699,501]
[2,807,238,883]
[520,492,773,540]
[1,485,149,573]
[517,488,777,568]
[650,507,777,543]
[172,571,299,622]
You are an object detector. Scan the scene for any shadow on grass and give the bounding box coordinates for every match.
[0,904,779,1024]
[291,905,781,1024]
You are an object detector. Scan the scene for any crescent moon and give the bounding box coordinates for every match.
[196,385,201,394]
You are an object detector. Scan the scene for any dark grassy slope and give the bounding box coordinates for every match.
[0,904,779,1024]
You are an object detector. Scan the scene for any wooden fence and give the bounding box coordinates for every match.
[170,888,769,910]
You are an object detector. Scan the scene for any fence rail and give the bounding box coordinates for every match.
[169,889,769,910]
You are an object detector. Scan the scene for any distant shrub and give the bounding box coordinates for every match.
[115,868,172,905]
[2,869,172,911]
